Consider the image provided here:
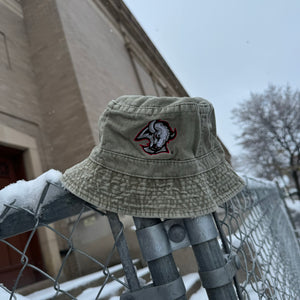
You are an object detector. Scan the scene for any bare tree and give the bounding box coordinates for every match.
[232,84,300,197]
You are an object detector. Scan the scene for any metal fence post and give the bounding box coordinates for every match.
[134,217,187,300]
[107,212,141,292]
[183,214,238,300]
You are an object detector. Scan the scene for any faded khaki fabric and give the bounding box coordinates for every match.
[62,95,244,218]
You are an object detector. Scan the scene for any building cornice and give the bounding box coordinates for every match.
[96,0,189,97]
[0,0,23,18]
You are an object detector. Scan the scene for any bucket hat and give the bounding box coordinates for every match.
[62,95,244,218]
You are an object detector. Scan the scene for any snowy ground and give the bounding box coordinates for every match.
[0,269,207,300]
[27,262,130,300]
[0,267,263,300]
[0,272,264,300]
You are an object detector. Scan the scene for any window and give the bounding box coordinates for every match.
[0,31,11,70]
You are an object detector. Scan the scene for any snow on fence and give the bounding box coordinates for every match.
[0,172,299,300]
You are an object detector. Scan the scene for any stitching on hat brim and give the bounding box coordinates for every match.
[92,146,222,164]
[89,155,225,179]
[61,159,245,219]
[89,146,226,179]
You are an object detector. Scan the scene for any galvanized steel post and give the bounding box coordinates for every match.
[134,217,187,300]
[183,214,238,300]
[107,212,141,292]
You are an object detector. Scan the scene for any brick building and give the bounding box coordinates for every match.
[0,0,231,291]
[0,0,190,289]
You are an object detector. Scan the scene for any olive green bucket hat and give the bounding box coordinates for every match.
[62,95,244,218]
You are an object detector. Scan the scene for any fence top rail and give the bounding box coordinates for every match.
[0,173,290,240]
[0,181,99,240]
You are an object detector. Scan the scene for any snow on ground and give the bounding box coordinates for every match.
[243,283,260,300]
[0,286,30,300]
[182,273,207,300]
[27,261,137,300]
[0,170,62,219]
[189,286,208,300]
[27,267,206,300]
[181,273,200,291]
[3,264,261,300]
[77,266,149,299]
[285,198,300,212]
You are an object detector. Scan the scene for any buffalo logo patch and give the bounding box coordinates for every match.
[134,120,177,155]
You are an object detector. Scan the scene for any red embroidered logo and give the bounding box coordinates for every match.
[134,120,177,155]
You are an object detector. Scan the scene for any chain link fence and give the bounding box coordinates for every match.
[0,182,134,300]
[216,177,300,299]
[0,176,299,299]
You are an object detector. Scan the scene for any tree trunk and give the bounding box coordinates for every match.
[291,169,300,199]
[290,155,300,198]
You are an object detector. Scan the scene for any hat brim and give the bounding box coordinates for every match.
[61,158,245,218]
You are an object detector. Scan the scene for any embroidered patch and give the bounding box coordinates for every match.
[134,120,177,155]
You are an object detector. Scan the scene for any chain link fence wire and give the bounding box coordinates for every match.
[0,182,133,300]
[0,176,299,299]
[216,176,300,300]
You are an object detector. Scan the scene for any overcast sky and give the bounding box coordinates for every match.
[123,0,300,157]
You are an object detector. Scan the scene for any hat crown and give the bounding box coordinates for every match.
[90,95,224,179]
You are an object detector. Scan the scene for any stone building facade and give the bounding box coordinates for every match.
[0,0,230,291]
[0,0,190,289]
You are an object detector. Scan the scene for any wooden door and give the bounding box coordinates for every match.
[0,145,44,289]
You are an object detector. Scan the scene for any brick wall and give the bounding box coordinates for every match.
[56,0,142,142]
[0,1,48,169]
[22,0,95,170]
